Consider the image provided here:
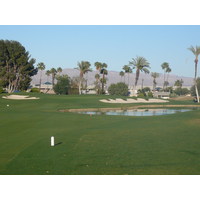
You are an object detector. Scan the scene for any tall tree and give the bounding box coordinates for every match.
[174,79,183,88]
[57,67,62,75]
[75,61,92,94]
[129,56,150,88]
[94,62,108,94]
[161,62,169,90]
[0,40,37,93]
[46,70,51,82]
[50,68,57,86]
[49,67,63,86]
[37,62,46,89]
[188,45,200,103]
[151,72,160,91]
[123,65,132,86]
[166,66,172,83]
[100,67,108,93]
[94,73,101,94]
[119,71,125,82]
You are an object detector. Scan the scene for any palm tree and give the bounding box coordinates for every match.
[37,62,46,89]
[174,79,183,88]
[94,62,102,72]
[75,61,92,95]
[50,68,57,86]
[161,62,169,90]
[123,65,132,86]
[129,56,150,88]
[166,66,172,84]
[94,62,108,94]
[46,70,51,82]
[119,71,125,82]
[57,67,62,76]
[95,73,100,94]
[100,67,108,94]
[151,72,159,91]
[188,45,200,103]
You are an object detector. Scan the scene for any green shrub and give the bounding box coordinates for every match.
[137,93,146,98]
[174,88,190,96]
[147,92,153,98]
[108,82,128,96]
[143,87,151,92]
[53,75,70,95]
[30,88,40,93]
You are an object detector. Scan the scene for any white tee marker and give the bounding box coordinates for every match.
[51,136,55,146]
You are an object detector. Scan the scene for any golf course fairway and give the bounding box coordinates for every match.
[0,93,200,175]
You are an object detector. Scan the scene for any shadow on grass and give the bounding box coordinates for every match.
[55,142,63,146]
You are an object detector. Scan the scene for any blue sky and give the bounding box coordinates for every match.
[0,25,200,77]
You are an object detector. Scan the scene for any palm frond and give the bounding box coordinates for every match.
[188,46,196,55]
[142,68,150,74]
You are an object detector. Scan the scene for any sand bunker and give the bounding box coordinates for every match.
[2,95,39,100]
[99,98,168,103]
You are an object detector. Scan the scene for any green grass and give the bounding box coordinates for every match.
[0,93,200,174]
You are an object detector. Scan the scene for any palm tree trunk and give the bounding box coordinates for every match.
[39,71,42,90]
[52,74,55,86]
[135,69,140,88]
[166,73,169,83]
[153,79,156,91]
[79,72,83,95]
[79,81,82,95]
[102,73,105,94]
[195,60,200,103]
[163,72,166,90]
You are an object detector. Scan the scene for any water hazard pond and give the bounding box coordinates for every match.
[77,108,198,117]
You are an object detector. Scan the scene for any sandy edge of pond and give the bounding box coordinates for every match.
[60,105,200,113]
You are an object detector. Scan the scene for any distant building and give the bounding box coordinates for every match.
[31,82,54,94]
[153,91,170,99]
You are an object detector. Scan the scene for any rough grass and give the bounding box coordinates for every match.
[0,93,200,175]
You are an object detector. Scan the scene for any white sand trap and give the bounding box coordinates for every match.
[2,95,39,100]
[99,98,168,103]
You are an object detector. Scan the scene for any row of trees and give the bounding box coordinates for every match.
[75,61,108,95]
[37,62,63,87]
[0,40,199,102]
[119,59,172,92]
[37,46,200,101]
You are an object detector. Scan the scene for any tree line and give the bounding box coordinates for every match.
[0,40,200,102]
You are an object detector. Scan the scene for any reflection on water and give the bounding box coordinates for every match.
[78,108,197,116]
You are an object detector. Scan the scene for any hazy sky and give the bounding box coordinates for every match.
[0,25,200,77]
